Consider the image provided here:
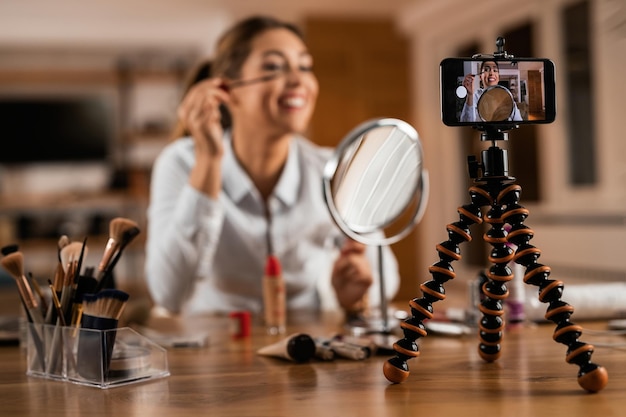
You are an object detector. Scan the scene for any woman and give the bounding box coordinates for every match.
[145,16,400,317]
[459,60,522,122]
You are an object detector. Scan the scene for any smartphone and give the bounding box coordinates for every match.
[440,57,556,127]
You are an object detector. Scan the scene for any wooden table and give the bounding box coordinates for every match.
[0,289,625,417]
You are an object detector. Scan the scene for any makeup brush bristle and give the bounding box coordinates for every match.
[98,218,140,272]
[82,289,130,320]
[1,251,40,316]
[122,225,141,242]
[0,251,24,278]
[1,244,19,256]
[58,235,70,251]
[110,218,140,242]
[60,241,86,273]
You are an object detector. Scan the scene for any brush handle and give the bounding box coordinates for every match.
[94,244,125,291]
[20,299,46,371]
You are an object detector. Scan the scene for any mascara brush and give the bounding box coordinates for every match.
[225,73,280,89]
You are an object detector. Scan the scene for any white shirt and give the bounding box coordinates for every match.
[145,133,400,316]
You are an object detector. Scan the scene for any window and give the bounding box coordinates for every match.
[562,0,596,185]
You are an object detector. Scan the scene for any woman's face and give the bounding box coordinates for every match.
[480,61,500,87]
[228,28,318,137]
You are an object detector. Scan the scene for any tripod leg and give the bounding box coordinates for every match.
[500,184,608,393]
[383,185,489,384]
[478,199,515,362]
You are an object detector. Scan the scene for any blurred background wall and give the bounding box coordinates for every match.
[0,0,623,299]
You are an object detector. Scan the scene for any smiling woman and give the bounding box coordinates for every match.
[144,15,400,321]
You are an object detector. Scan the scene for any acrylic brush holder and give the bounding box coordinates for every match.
[26,323,169,389]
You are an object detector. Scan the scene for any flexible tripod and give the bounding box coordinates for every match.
[382,128,609,393]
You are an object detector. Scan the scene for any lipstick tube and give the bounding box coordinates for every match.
[262,255,286,335]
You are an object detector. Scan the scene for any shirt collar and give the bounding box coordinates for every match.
[222,133,301,207]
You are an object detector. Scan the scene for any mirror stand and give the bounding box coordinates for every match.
[323,118,428,341]
[348,245,390,336]
[376,245,389,333]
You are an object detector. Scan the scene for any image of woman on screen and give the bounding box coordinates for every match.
[459,60,522,122]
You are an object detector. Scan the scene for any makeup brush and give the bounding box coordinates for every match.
[57,235,70,258]
[59,242,87,324]
[28,272,48,315]
[0,251,44,325]
[70,275,98,327]
[77,289,130,381]
[56,234,71,277]
[60,241,85,275]
[75,236,88,281]
[46,278,79,374]
[97,218,139,274]
[82,289,130,323]
[50,235,70,301]
[95,218,140,291]
[47,279,66,327]
[48,241,83,376]
[2,250,46,371]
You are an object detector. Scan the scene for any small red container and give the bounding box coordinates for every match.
[229,311,251,339]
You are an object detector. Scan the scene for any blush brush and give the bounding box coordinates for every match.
[0,251,44,325]
[95,218,140,291]
[1,251,46,369]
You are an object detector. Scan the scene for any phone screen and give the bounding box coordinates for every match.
[440,57,556,127]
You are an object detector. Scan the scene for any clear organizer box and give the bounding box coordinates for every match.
[26,323,170,389]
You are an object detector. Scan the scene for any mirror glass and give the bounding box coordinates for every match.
[323,118,428,247]
[323,118,428,336]
[477,85,515,121]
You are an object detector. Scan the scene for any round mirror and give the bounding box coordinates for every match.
[477,85,515,122]
[323,118,428,247]
[323,118,428,336]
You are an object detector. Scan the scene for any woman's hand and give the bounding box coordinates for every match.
[331,239,373,311]
[177,78,231,197]
[463,73,475,106]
